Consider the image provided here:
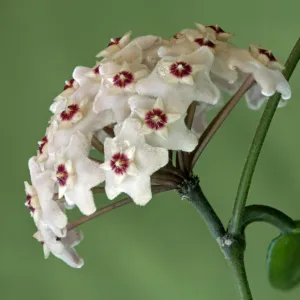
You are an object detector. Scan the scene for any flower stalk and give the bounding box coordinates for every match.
[189,75,255,170]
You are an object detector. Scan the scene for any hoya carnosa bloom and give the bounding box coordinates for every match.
[25,23,292,268]
[33,227,84,268]
[100,118,168,205]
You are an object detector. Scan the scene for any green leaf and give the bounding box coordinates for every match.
[267,232,300,290]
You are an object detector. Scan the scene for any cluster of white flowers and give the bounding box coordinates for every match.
[25,23,291,268]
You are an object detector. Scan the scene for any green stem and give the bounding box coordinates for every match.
[241,205,296,233]
[229,38,300,237]
[178,175,252,299]
[229,252,253,300]
[178,175,225,239]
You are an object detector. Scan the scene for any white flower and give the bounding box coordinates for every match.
[129,95,198,151]
[53,132,105,215]
[227,45,291,100]
[195,23,234,41]
[33,227,84,268]
[24,181,42,224]
[100,61,149,94]
[136,48,220,106]
[100,118,168,205]
[96,31,132,58]
[48,100,115,152]
[110,35,162,64]
[93,61,149,122]
[28,157,67,237]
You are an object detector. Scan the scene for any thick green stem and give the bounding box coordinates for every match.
[241,205,296,233]
[229,252,253,300]
[178,176,252,299]
[178,175,225,239]
[229,38,300,237]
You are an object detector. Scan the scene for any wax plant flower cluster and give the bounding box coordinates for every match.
[25,22,300,299]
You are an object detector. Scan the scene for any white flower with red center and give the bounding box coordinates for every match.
[33,228,84,268]
[195,23,233,41]
[53,131,105,215]
[129,96,198,151]
[61,78,80,98]
[47,98,115,153]
[96,31,132,58]
[108,35,162,65]
[227,45,291,100]
[24,181,41,222]
[57,98,89,126]
[55,160,75,199]
[157,57,203,85]
[28,157,67,237]
[136,49,220,106]
[100,118,168,205]
[248,45,284,70]
[100,61,149,94]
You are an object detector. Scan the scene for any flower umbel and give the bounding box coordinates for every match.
[25,23,292,269]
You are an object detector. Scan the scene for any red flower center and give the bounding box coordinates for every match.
[60,104,80,121]
[38,136,48,154]
[258,48,277,62]
[194,38,215,48]
[207,25,225,34]
[113,71,134,88]
[108,37,121,47]
[145,109,168,130]
[110,153,130,175]
[25,194,35,213]
[169,61,192,78]
[63,78,75,91]
[93,66,100,74]
[56,164,69,186]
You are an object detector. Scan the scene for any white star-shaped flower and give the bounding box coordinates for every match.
[28,157,67,237]
[100,118,168,205]
[53,132,105,215]
[100,61,149,94]
[96,31,132,58]
[136,48,220,107]
[226,45,291,100]
[129,95,198,152]
[195,23,234,41]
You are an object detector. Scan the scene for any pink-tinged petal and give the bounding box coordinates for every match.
[65,186,96,215]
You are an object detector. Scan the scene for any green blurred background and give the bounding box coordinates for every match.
[1,0,300,299]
